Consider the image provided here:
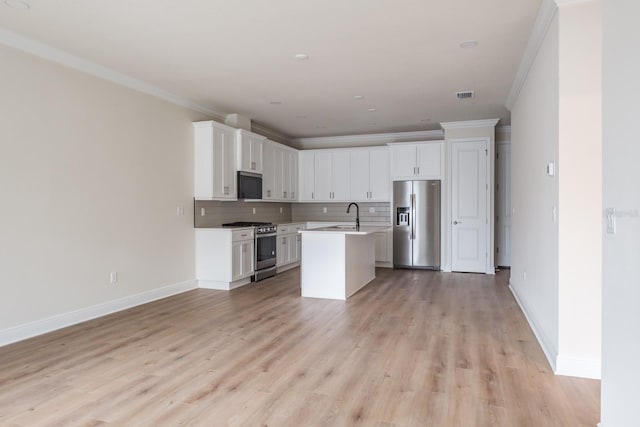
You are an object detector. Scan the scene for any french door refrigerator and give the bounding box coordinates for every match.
[393,180,441,269]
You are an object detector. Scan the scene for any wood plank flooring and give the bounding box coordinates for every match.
[0,269,600,426]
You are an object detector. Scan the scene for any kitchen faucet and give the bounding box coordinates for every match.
[346,202,360,230]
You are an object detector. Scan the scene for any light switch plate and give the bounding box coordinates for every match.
[547,162,555,176]
[605,208,616,234]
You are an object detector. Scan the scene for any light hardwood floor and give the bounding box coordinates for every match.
[0,269,600,426]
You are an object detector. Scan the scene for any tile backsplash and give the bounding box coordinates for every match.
[194,200,391,227]
[194,200,293,227]
[292,202,391,224]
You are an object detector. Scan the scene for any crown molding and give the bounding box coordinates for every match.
[440,119,500,130]
[291,129,444,150]
[251,121,293,146]
[0,27,227,119]
[505,0,558,111]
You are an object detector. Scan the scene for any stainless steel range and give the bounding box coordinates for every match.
[222,221,277,281]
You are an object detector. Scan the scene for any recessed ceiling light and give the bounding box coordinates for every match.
[294,54,309,60]
[367,108,377,112]
[420,119,432,122]
[4,0,30,9]
[353,95,365,100]
[460,40,479,49]
[296,115,307,119]
[269,101,282,105]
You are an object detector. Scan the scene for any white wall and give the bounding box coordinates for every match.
[557,0,602,377]
[511,12,561,364]
[510,0,602,379]
[0,44,203,339]
[601,0,640,424]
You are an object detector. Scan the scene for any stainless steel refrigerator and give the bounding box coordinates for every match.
[393,180,441,269]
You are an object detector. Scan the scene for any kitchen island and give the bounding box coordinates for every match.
[299,225,390,300]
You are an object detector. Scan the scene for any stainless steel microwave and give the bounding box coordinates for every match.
[237,171,262,199]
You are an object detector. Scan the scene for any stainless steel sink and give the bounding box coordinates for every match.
[324,225,357,231]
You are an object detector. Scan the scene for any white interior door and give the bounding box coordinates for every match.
[496,143,511,267]
[451,140,488,273]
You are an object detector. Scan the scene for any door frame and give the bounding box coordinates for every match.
[447,137,494,274]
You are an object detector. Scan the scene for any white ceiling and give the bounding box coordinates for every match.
[0,0,541,138]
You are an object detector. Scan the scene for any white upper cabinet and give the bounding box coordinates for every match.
[236,129,265,173]
[312,150,350,201]
[194,121,237,200]
[349,147,390,202]
[261,140,299,201]
[262,141,276,199]
[299,151,315,201]
[390,141,444,180]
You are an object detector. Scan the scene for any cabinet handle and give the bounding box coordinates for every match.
[284,191,287,198]
[292,192,295,198]
[267,190,271,197]
[416,166,420,175]
[312,192,314,200]
[282,237,286,244]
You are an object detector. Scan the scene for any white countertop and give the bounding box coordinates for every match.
[299,225,390,235]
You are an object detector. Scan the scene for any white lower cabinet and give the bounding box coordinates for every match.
[276,223,305,271]
[196,228,255,290]
[374,229,392,266]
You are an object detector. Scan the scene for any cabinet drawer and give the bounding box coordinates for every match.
[232,229,254,242]
[277,225,291,235]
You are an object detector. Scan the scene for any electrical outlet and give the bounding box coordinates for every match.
[200,208,206,216]
[323,207,327,213]
[252,207,256,215]
[280,207,283,214]
[552,206,557,222]
[176,206,184,216]
[369,207,375,213]
[523,271,527,281]
[110,272,118,284]
[605,208,616,234]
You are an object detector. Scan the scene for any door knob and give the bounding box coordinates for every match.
[453,220,462,225]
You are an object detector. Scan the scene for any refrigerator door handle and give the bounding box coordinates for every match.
[411,193,416,240]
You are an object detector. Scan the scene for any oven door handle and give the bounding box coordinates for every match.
[257,232,277,238]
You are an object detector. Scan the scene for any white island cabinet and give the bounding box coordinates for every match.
[299,226,390,300]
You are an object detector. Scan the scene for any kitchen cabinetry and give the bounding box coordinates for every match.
[299,150,350,201]
[236,129,265,173]
[389,141,444,180]
[350,147,390,201]
[374,228,393,267]
[194,121,237,200]
[262,140,299,201]
[276,223,305,271]
[196,228,254,290]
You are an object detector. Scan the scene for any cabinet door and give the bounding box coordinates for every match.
[288,151,298,200]
[194,125,215,199]
[221,128,236,198]
[277,235,289,266]
[274,147,284,200]
[375,232,390,263]
[299,151,315,201]
[416,143,443,178]
[350,150,370,201]
[241,240,254,276]
[314,151,332,200]
[262,142,275,199]
[282,150,291,200]
[231,241,243,280]
[331,151,351,201]
[369,149,390,201]
[390,145,418,179]
[250,138,263,173]
[287,235,298,263]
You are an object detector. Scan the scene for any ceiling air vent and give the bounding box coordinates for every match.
[456,91,475,100]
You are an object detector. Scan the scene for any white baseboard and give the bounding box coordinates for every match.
[508,282,558,371]
[0,279,198,347]
[198,277,251,290]
[509,282,602,380]
[556,354,601,380]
